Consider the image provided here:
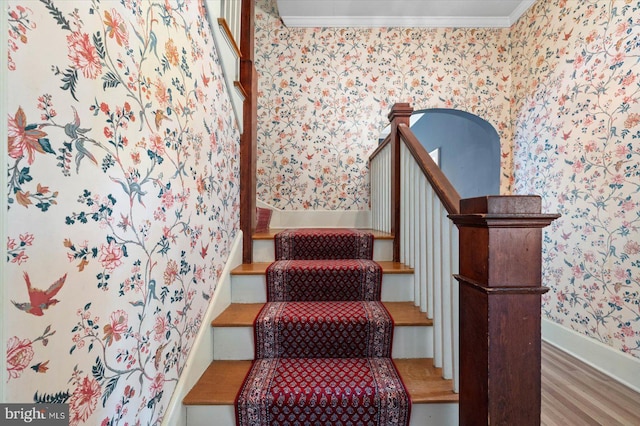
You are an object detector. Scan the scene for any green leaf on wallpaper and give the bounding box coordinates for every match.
[94,32,106,59]
[60,68,79,101]
[33,390,70,404]
[102,72,121,90]
[39,0,71,31]
[102,377,119,407]
[92,357,105,381]
[38,138,55,154]
[17,167,32,185]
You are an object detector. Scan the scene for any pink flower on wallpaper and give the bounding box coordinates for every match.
[67,32,102,79]
[164,259,179,285]
[150,133,165,155]
[150,372,164,397]
[8,106,48,164]
[103,310,128,346]
[99,241,124,271]
[165,39,179,66]
[624,113,640,129]
[161,189,175,209]
[69,376,101,426]
[153,316,168,342]
[104,9,129,47]
[6,336,34,380]
[624,240,640,255]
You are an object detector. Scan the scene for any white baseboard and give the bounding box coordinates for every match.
[257,200,372,229]
[542,318,640,393]
[162,231,243,426]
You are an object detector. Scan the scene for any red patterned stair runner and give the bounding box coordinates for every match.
[236,229,411,425]
[254,301,393,359]
[266,259,382,301]
[274,228,374,260]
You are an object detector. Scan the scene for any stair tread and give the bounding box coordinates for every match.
[183,358,457,406]
[232,261,413,275]
[212,301,432,327]
[253,228,394,240]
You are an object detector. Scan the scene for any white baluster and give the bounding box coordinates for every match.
[433,199,442,368]
[441,205,452,379]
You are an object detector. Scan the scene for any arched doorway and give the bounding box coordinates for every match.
[410,109,500,199]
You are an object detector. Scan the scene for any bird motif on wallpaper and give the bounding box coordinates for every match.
[12,272,67,316]
[154,109,172,130]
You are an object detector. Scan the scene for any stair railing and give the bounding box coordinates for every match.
[370,103,560,425]
[370,103,461,391]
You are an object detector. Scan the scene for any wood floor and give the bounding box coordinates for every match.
[541,341,640,426]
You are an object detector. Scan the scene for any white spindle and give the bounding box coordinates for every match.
[417,174,427,310]
[425,185,434,319]
[433,200,443,368]
[441,208,453,379]
[452,225,460,393]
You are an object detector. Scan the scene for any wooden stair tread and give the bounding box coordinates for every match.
[184,359,457,406]
[231,261,413,275]
[183,360,252,405]
[253,228,394,240]
[394,358,458,403]
[211,302,432,327]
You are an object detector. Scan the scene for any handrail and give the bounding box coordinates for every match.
[369,134,391,161]
[397,124,460,215]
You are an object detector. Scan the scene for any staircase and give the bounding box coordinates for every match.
[183,229,458,425]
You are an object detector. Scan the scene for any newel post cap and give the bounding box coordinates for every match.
[449,195,560,228]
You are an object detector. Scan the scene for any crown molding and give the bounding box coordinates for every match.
[509,0,536,24]
[280,15,514,28]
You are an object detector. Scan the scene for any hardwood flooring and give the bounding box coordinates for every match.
[541,341,640,426]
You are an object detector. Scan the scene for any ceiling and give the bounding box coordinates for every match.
[276,0,536,28]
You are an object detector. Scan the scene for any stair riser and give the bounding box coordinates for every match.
[213,325,433,360]
[186,403,459,426]
[231,273,414,303]
[253,238,393,262]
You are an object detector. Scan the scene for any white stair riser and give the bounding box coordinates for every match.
[231,273,414,303]
[186,403,458,426]
[186,406,235,426]
[410,403,458,426]
[213,325,432,360]
[253,238,393,262]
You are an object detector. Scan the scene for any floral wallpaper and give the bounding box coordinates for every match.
[511,0,640,359]
[254,0,513,210]
[6,0,240,424]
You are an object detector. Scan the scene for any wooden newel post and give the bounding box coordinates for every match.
[388,103,413,262]
[449,196,559,426]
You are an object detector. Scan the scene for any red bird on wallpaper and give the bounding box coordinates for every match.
[12,272,67,316]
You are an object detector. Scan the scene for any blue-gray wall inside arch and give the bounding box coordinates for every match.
[410,109,500,199]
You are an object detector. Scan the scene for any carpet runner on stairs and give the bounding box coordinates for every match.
[266,260,382,301]
[236,228,411,426]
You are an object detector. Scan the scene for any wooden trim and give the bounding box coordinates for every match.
[233,81,247,100]
[240,59,257,263]
[239,0,256,263]
[398,124,461,215]
[240,0,254,60]
[387,103,413,262]
[217,17,242,58]
[368,134,391,163]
